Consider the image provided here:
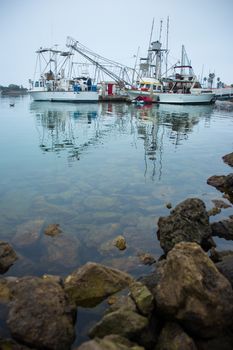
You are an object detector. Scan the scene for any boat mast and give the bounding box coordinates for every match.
[165,16,169,78]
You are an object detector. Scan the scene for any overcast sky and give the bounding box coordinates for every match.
[0,0,232,87]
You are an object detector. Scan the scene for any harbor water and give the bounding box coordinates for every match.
[0,95,233,345]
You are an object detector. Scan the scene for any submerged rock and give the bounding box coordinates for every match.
[137,252,156,266]
[64,262,134,307]
[7,276,76,350]
[12,219,44,248]
[0,241,18,273]
[76,335,145,350]
[44,223,62,236]
[155,322,197,350]
[154,242,233,338]
[157,198,213,254]
[211,199,231,209]
[223,152,233,167]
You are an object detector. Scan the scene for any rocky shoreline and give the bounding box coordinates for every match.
[0,152,233,349]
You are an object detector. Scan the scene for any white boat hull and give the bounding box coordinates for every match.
[29,90,99,102]
[158,92,215,104]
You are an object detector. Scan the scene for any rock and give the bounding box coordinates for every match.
[137,252,156,266]
[0,277,13,303]
[76,335,145,349]
[89,309,148,339]
[0,338,35,349]
[223,152,233,167]
[129,281,154,316]
[211,218,233,240]
[166,202,172,209]
[157,198,213,254]
[216,255,233,287]
[207,174,233,199]
[0,241,18,273]
[209,248,233,263]
[155,322,197,350]
[64,262,134,307]
[44,223,62,236]
[12,219,44,248]
[154,242,233,338]
[106,294,137,314]
[207,207,221,216]
[212,199,231,208]
[40,233,81,269]
[195,333,233,350]
[114,235,127,250]
[7,276,76,350]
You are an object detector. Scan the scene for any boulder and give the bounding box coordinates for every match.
[154,242,233,338]
[129,281,154,316]
[157,198,213,254]
[207,174,233,200]
[211,218,233,240]
[64,262,134,307]
[76,335,145,350]
[7,276,76,350]
[0,241,18,273]
[216,255,233,287]
[89,309,148,339]
[155,322,197,350]
[113,235,127,250]
[0,338,35,350]
[223,152,233,167]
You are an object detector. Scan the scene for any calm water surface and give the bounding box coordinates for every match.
[1,96,233,345]
[0,96,233,279]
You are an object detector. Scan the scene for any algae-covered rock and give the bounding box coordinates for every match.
[157,198,213,254]
[76,335,145,349]
[114,235,127,250]
[7,276,76,350]
[44,223,62,236]
[64,262,134,307]
[129,281,154,316]
[154,242,233,338]
[0,241,18,274]
[89,309,148,339]
[155,322,197,350]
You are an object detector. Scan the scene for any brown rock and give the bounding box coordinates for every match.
[212,199,231,209]
[76,335,145,349]
[154,242,233,337]
[44,223,62,236]
[7,276,76,350]
[0,241,18,273]
[157,198,213,254]
[223,152,233,167]
[64,262,134,307]
[155,322,197,350]
[113,235,127,250]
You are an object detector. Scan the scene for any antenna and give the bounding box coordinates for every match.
[159,19,163,42]
[165,16,169,78]
[148,18,155,51]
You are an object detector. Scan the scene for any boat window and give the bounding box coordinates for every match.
[35,81,39,87]
[40,81,44,87]
[157,86,161,91]
[145,84,150,89]
[140,84,144,88]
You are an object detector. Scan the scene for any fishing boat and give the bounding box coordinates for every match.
[29,48,99,102]
[159,46,216,104]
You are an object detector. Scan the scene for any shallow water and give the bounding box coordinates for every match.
[0,96,233,279]
[1,95,233,346]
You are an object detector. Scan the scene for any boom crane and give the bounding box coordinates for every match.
[66,36,135,87]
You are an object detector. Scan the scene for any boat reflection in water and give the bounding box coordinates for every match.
[30,101,213,177]
[129,103,213,180]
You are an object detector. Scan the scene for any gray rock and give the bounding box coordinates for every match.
[157,198,213,254]
[216,255,233,287]
[0,241,18,273]
[7,276,76,350]
[64,262,134,307]
[155,322,197,350]
[154,242,233,338]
